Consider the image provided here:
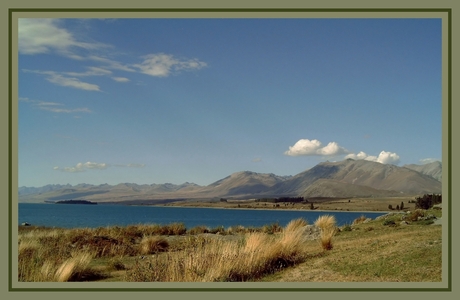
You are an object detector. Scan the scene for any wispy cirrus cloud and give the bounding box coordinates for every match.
[64,66,113,77]
[54,161,108,173]
[23,69,101,91]
[134,53,207,77]
[54,162,145,172]
[18,19,109,56]
[114,163,146,168]
[20,97,93,114]
[19,19,208,93]
[112,77,130,82]
[419,158,440,164]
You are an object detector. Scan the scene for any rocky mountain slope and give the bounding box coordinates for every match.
[403,161,442,182]
[18,159,442,203]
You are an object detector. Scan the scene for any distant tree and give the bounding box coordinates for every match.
[400,201,404,210]
[310,202,314,210]
[396,205,400,210]
[388,204,393,210]
[415,194,442,209]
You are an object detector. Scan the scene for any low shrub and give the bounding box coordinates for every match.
[139,236,169,255]
[407,209,425,222]
[262,223,283,234]
[209,226,226,235]
[352,215,367,225]
[341,224,352,232]
[383,219,396,226]
[188,225,209,235]
[108,257,126,270]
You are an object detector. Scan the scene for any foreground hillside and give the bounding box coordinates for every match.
[18,159,442,203]
[18,208,442,282]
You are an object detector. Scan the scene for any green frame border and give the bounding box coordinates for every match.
[8,7,452,292]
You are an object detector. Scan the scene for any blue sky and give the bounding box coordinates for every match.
[18,18,442,187]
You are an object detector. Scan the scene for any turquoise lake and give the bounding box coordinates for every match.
[18,203,386,229]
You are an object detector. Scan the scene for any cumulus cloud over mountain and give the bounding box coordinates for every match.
[345,150,400,165]
[284,139,349,156]
[285,138,400,165]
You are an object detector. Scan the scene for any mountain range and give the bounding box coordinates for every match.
[18,159,442,203]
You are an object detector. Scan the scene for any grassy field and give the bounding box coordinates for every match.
[17,208,442,282]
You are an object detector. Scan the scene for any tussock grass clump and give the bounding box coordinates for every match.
[352,215,367,225]
[314,215,336,230]
[126,221,309,282]
[54,252,94,282]
[108,257,126,271]
[209,226,226,235]
[284,218,308,233]
[319,227,337,251]
[139,236,169,255]
[314,215,337,251]
[261,222,283,234]
[407,209,425,222]
[188,225,209,235]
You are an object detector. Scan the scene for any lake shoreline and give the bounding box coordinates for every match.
[152,197,416,214]
[153,203,392,214]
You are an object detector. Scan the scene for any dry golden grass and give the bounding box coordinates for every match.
[262,212,442,282]
[314,215,337,230]
[313,215,338,251]
[139,236,169,255]
[125,222,309,282]
[284,218,308,233]
[54,252,93,282]
[18,209,442,282]
[319,227,337,251]
[352,215,368,225]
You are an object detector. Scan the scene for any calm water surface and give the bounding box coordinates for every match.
[18,203,386,229]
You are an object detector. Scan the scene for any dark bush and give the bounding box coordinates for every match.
[415,194,442,210]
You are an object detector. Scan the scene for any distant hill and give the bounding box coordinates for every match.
[300,179,403,198]
[201,171,290,196]
[403,161,442,182]
[271,159,441,197]
[18,159,441,203]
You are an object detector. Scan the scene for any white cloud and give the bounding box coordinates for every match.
[346,150,400,165]
[345,151,369,160]
[419,158,439,164]
[88,55,137,72]
[64,66,113,77]
[18,19,108,57]
[23,69,101,91]
[46,73,101,91]
[55,162,147,172]
[252,158,262,162]
[134,53,207,77]
[19,20,208,93]
[20,97,93,114]
[112,77,130,82]
[55,161,108,173]
[114,163,146,168]
[376,151,400,165]
[284,139,348,156]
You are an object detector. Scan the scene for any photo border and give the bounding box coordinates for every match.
[5,3,454,295]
